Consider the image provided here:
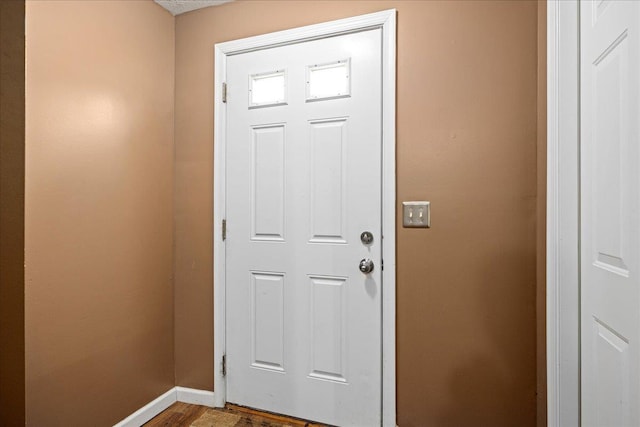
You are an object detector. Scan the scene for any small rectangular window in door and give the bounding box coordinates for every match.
[249,70,287,108]
[306,59,351,102]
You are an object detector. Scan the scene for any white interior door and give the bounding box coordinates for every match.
[581,0,640,425]
[224,29,382,426]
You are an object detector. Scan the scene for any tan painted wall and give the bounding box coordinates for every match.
[0,1,26,424]
[25,1,175,425]
[175,1,539,426]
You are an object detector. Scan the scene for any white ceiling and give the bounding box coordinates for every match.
[154,0,233,16]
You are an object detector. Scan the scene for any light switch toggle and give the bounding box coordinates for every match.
[403,201,430,228]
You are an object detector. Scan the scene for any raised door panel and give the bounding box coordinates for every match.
[592,318,630,426]
[308,276,348,383]
[591,31,630,277]
[251,124,286,241]
[309,119,347,244]
[251,272,285,372]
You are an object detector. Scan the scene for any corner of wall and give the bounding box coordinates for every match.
[170,7,178,391]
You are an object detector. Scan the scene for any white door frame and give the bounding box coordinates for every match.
[212,9,397,426]
[547,1,580,426]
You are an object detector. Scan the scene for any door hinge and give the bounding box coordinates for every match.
[222,219,227,241]
[222,354,227,377]
[381,259,384,271]
[222,82,227,103]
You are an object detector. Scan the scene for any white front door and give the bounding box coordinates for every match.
[224,29,382,426]
[580,0,640,425]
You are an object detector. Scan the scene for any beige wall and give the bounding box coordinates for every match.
[25,1,175,425]
[175,1,540,426]
[13,1,544,424]
[0,0,26,424]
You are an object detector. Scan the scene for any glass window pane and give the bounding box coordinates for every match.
[307,59,350,101]
[250,70,286,108]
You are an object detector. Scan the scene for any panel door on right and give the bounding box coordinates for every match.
[581,0,640,425]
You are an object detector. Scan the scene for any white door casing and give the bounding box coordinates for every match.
[547,2,580,426]
[580,0,640,426]
[213,10,396,427]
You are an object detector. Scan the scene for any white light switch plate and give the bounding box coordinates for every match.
[402,201,430,228]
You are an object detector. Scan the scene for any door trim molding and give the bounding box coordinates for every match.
[213,9,397,426]
[547,1,580,426]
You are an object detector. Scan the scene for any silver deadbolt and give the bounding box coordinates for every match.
[359,258,374,274]
[360,231,374,245]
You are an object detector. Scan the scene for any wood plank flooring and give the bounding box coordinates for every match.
[144,402,208,426]
[145,402,326,427]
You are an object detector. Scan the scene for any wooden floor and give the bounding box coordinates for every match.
[144,402,208,426]
[145,402,326,427]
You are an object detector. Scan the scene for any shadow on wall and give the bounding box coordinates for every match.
[437,250,536,426]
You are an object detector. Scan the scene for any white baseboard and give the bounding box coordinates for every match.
[113,388,176,427]
[176,386,216,407]
[113,387,216,427]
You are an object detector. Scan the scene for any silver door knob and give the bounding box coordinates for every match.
[360,231,374,245]
[359,258,374,274]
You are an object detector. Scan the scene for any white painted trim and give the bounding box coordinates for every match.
[215,9,396,56]
[113,388,176,427]
[113,387,217,426]
[213,9,397,426]
[176,386,216,407]
[213,40,227,409]
[546,1,580,426]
